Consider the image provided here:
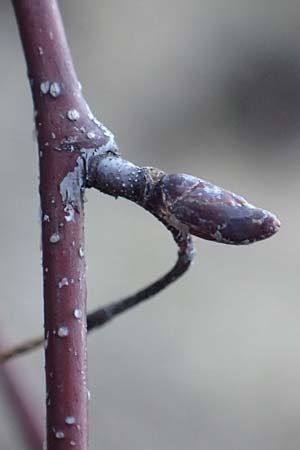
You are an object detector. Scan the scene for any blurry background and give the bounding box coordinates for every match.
[0,0,299,449]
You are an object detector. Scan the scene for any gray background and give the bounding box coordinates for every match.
[0,0,298,449]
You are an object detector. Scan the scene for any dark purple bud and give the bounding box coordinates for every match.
[150,174,280,245]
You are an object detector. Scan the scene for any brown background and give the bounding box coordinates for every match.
[0,1,298,449]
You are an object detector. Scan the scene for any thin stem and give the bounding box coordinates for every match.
[0,229,195,362]
[87,228,194,330]
[0,336,44,364]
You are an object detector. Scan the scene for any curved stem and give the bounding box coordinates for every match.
[0,228,194,363]
[87,227,194,330]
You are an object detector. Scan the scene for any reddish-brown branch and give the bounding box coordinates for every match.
[1,362,43,450]
[11,1,116,449]
[0,335,43,450]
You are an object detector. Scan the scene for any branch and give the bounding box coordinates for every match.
[11,1,117,449]
[0,335,43,450]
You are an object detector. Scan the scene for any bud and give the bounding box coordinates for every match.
[149,174,280,245]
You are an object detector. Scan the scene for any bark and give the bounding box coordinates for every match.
[11,1,116,448]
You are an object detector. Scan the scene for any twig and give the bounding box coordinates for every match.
[87,227,194,330]
[0,336,44,364]
[0,150,281,365]
[87,153,280,246]
[0,227,194,363]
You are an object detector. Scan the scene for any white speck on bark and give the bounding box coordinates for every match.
[58,277,69,289]
[40,81,50,94]
[65,416,76,425]
[87,131,96,139]
[55,431,65,439]
[49,232,60,243]
[67,109,80,121]
[64,204,75,222]
[49,82,61,98]
[73,309,82,319]
[58,326,69,337]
